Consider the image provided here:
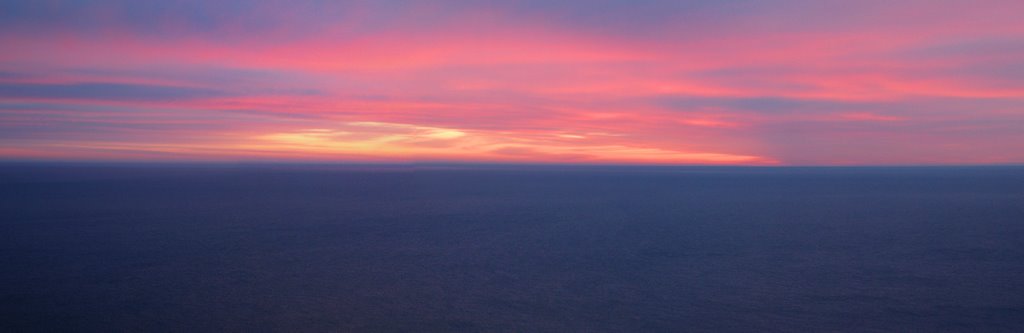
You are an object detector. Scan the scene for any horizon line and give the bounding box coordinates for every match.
[1,159,1022,169]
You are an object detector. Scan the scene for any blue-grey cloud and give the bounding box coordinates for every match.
[0,82,227,102]
[657,96,858,114]
[0,0,762,41]
[657,95,1024,115]
[0,0,343,41]
[497,0,759,35]
[0,71,28,79]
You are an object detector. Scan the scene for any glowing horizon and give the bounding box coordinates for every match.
[2,1,1023,165]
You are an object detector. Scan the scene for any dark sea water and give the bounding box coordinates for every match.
[2,164,1023,332]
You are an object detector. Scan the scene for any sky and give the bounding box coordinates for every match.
[1,0,1022,165]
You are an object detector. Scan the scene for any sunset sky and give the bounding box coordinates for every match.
[1,0,1022,165]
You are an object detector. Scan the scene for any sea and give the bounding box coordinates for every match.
[2,164,1023,332]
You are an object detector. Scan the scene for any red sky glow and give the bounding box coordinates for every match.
[1,1,1023,165]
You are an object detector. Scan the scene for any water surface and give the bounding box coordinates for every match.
[2,164,1023,331]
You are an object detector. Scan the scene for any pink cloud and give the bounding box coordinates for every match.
[1,1,1022,164]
